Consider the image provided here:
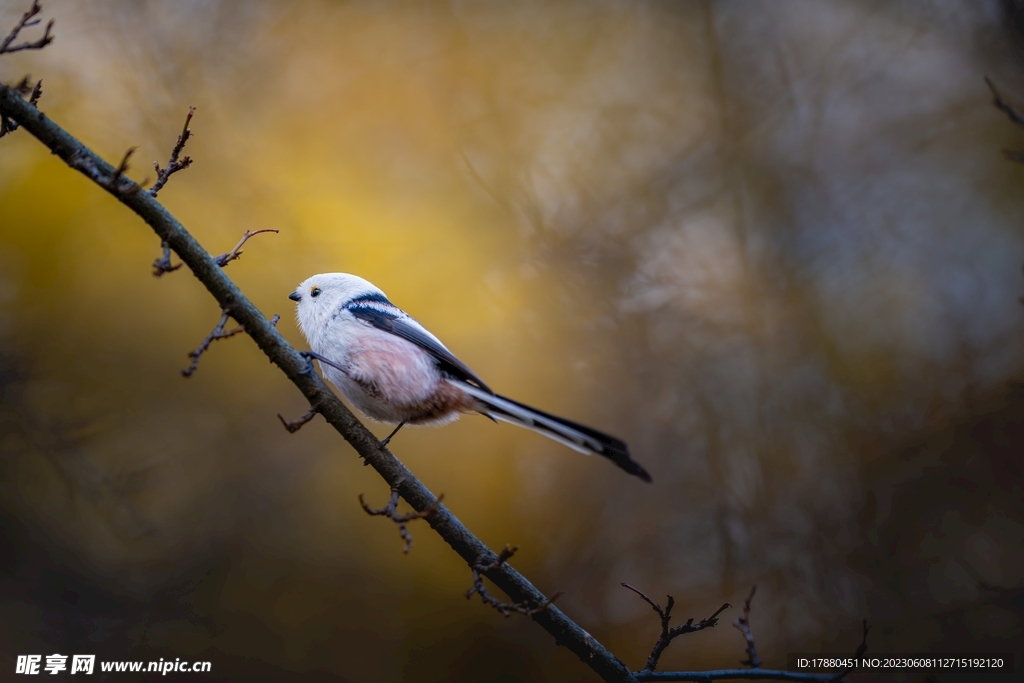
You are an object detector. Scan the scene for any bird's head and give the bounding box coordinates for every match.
[289,272,387,342]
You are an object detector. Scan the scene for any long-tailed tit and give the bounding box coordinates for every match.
[288,273,651,482]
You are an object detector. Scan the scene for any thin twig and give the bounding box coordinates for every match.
[149,106,195,198]
[277,407,320,433]
[467,545,562,616]
[622,582,730,673]
[181,310,244,378]
[985,76,1024,164]
[0,0,53,55]
[826,621,868,683]
[636,611,865,680]
[985,76,1024,129]
[733,586,761,668]
[104,146,142,195]
[214,228,280,267]
[152,240,182,277]
[359,486,444,554]
[0,0,50,142]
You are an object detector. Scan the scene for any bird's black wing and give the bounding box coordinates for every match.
[347,296,493,393]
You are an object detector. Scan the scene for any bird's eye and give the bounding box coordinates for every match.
[310,287,322,298]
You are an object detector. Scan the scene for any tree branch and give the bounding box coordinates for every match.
[214,228,280,267]
[0,77,637,683]
[149,105,194,198]
[622,582,730,673]
[181,310,245,378]
[359,485,444,554]
[826,620,868,683]
[985,76,1024,129]
[985,76,1024,163]
[153,240,182,276]
[733,585,762,668]
[277,407,320,433]
[0,0,53,56]
[467,544,563,616]
[623,583,856,683]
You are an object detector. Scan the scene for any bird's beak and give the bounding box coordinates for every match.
[288,292,301,302]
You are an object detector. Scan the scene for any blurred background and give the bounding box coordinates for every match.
[2,1,1024,681]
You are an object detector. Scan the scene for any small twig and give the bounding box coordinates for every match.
[154,224,278,277]
[65,146,142,194]
[149,106,195,198]
[733,586,761,668]
[105,146,142,195]
[986,76,1024,129]
[214,229,280,267]
[181,310,244,378]
[0,0,54,55]
[623,582,730,673]
[985,77,1024,164]
[28,78,42,105]
[277,407,319,433]
[108,146,133,187]
[827,620,869,683]
[359,486,444,554]
[467,544,562,616]
[152,240,182,276]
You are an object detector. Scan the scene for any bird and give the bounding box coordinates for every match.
[288,273,651,482]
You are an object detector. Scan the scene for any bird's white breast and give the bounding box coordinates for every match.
[314,314,449,423]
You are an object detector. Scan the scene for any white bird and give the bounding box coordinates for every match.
[288,273,651,482]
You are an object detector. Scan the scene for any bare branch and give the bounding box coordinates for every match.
[277,407,320,433]
[106,146,141,194]
[181,312,279,377]
[826,621,868,683]
[733,586,761,668]
[149,106,195,198]
[155,224,278,277]
[633,594,863,682]
[214,229,280,267]
[65,146,142,195]
[0,1,54,56]
[986,76,1024,129]
[181,310,244,378]
[622,583,730,673]
[359,485,444,554]
[985,77,1024,164]
[467,545,562,616]
[152,240,182,276]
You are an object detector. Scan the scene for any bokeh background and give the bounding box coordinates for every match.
[2,1,1024,681]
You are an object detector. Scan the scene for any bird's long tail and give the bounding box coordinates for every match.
[459,383,651,482]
